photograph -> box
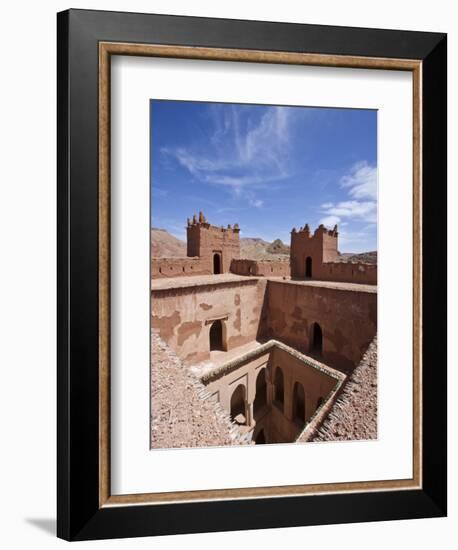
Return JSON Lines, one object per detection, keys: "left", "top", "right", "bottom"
{"left": 150, "top": 100, "right": 378, "bottom": 448}
{"left": 51, "top": 6, "right": 446, "bottom": 542}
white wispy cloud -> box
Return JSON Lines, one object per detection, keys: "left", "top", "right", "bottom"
{"left": 319, "top": 161, "right": 377, "bottom": 226}
{"left": 320, "top": 200, "right": 377, "bottom": 223}
{"left": 340, "top": 161, "right": 377, "bottom": 200}
{"left": 161, "top": 105, "right": 293, "bottom": 196}
{"left": 249, "top": 198, "right": 264, "bottom": 209}
{"left": 319, "top": 215, "right": 340, "bottom": 227}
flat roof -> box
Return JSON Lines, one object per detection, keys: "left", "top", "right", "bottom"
{"left": 270, "top": 278, "right": 377, "bottom": 294}
{"left": 151, "top": 273, "right": 259, "bottom": 291}
{"left": 151, "top": 274, "right": 377, "bottom": 293}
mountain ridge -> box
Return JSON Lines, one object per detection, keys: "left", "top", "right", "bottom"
{"left": 151, "top": 227, "right": 376, "bottom": 263}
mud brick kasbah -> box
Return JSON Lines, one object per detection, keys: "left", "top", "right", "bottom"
{"left": 150, "top": 212, "right": 377, "bottom": 448}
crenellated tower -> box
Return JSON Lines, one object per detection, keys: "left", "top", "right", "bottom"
{"left": 290, "top": 223, "right": 339, "bottom": 278}
{"left": 186, "top": 211, "right": 240, "bottom": 274}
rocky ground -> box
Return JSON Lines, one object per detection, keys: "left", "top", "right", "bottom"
{"left": 336, "top": 251, "right": 377, "bottom": 264}
{"left": 151, "top": 331, "right": 250, "bottom": 449}
{"left": 311, "top": 337, "right": 378, "bottom": 441}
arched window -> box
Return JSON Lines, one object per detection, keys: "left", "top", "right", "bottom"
{"left": 230, "top": 384, "right": 246, "bottom": 425}
{"left": 209, "top": 320, "right": 224, "bottom": 351}
{"left": 254, "top": 368, "right": 267, "bottom": 419}
{"left": 213, "top": 253, "right": 221, "bottom": 274}
{"left": 274, "top": 367, "right": 284, "bottom": 410}
{"left": 311, "top": 322, "right": 323, "bottom": 355}
{"left": 305, "top": 256, "right": 312, "bottom": 278}
{"left": 292, "top": 382, "right": 306, "bottom": 425}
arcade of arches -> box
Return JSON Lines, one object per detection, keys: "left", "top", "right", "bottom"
{"left": 202, "top": 341, "right": 342, "bottom": 444}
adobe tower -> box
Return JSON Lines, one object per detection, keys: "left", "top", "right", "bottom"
{"left": 290, "top": 224, "right": 339, "bottom": 278}
{"left": 186, "top": 211, "right": 241, "bottom": 274}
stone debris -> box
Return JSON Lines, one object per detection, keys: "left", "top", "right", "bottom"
{"left": 151, "top": 331, "right": 250, "bottom": 449}
{"left": 311, "top": 337, "right": 378, "bottom": 442}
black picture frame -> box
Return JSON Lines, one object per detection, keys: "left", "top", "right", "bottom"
{"left": 57, "top": 8, "right": 447, "bottom": 541}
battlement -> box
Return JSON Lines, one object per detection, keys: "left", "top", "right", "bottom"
{"left": 152, "top": 215, "right": 376, "bottom": 285}
{"left": 290, "top": 223, "right": 339, "bottom": 276}
{"left": 187, "top": 211, "right": 240, "bottom": 235}
{"left": 291, "top": 223, "right": 338, "bottom": 239}
{"left": 185, "top": 211, "right": 241, "bottom": 274}
{"left": 290, "top": 222, "right": 376, "bottom": 284}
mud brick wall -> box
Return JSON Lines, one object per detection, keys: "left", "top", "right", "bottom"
{"left": 151, "top": 278, "right": 268, "bottom": 364}
{"left": 264, "top": 280, "right": 377, "bottom": 373}
{"left": 230, "top": 259, "right": 290, "bottom": 277}
{"left": 151, "top": 257, "right": 210, "bottom": 278}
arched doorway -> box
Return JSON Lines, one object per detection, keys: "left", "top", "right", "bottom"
{"left": 230, "top": 384, "right": 247, "bottom": 425}
{"left": 274, "top": 367, "right": 284, "bottom": 411}
{"left": 305, "top": 256, "right": 312, "bottom": 278}
{"left": 255, "top": 429, "right": 266, "bottom": 444}
{"left": 209, "top": 320, "right": 224, "bottom": 351}
{"left": 213, "top": 253, "right": 221, "bottom": 274}
{"left": 311, "top": 322, "right": 323, "bottom": 355}
{"left": 292, "top": 382, "right": 306, "bottom": 425}
{"left": 254, "top": 368, "right": 267, "bottom": 419}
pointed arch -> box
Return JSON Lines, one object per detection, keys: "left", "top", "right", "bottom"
{"left": 292, "top": 382, "right": 306, "bottom": 425}
{"left": 274, "top": 367, "right": 284, "bottom": 410}
{"left": 311, "top": 322, "right": 323, "bottom": 355}
{"left": 230, "top": 384, "right": 247, "bottom": 425}
{"left": 305, "top": 256, "right": 312, "bottom": 278}
{"left": 254, "top": 368, "right": 267, "bottom": 419}
{"left": 213, "top": 253, "right": 221, "bottom": 274}
{"left": 209, "top": 320, "right": 224, "bottom": 351}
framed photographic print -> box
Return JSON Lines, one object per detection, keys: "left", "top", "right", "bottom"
{"left": 57, "top": 9, "right": 447, "bottom": 541}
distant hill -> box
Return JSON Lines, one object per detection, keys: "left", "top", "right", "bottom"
{"left": 337, "top": 251, "right": 377, "bottom": 265}
{"left": 151, "top": 228, "right": 289, "bottom": 260}
{"left": 151, "top": 228, "right": 186, "bottom": 257}
{"left": 151, "top": 227, "right": 376, "bottom": 264}
{"left": 266, "top": 239, "right": 290, "bottom": 255}
{"left": 238, "top": 237, "right": 290, "bottom": 260}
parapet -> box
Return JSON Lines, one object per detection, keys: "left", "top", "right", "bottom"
{"left": 151, "top": 256, "right": 210, "bottom": 278}
{"left": 231, "top": 258, "right": 290, "bottom": 277}
{"left": 292, "top": 223, "right": 338, "bottom": 238}
{"left": 187, "top": 211, "right": 240, "bottom": 234}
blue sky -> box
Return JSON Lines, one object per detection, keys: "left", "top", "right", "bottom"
{"left": 150, "top": 100, "right": 377, "bottom": 252}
